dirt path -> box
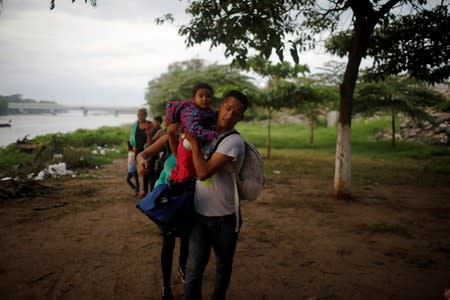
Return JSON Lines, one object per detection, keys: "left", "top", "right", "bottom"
{"left": 1, "top": 158, "right": 449, "bottom": 300}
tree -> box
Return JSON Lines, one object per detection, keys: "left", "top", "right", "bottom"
{"left": 258, "top": 80, "right": 298, "bottom": 159}
{"left": 311, "top": 60, "right": 346, "bottom": 87}
{"left": 327, "top": 5, "right": 450, "bottom": 84}
{"left": 294, "top": 78, "right": 339, "bottom": 144}
{"left": 245, "top": 56, "right": 308, "bottom": 158}
{"left": 353, "top": 76, "right": 447, "bottom": 148}
{"left": 44, "top": 0, "right": 449, "bottom": 196}
{"left": 174, "top": 0, "right": 449, "bottom": 198}
{"left": 145, "top": 59, "right": 257, "bottom": 116}
{"left": 49, "top": 0, "right": 96, "bottom": 10}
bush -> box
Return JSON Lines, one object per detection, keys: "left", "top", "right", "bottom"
{"left": 0, "top": 126, "right": 129, "bottom": 178}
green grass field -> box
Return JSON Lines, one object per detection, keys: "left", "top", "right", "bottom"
{"left": 236, "top": 118, "right": 450, "bottom": 186}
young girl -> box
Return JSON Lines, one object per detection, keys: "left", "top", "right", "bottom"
{"left": 165, "top": 82, "right": 217, "bottom": 183}
{"left": 126, "top": 141, "right": 139, "bottom": 196}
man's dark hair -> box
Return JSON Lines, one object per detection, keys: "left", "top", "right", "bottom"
{"left": 153, "top": 115, "right": 162, "bottom": 123}
{"left": 224, "top": 90, "right": 249, "bottom": 112}
{"left": 192, "top": 82, "right": 214, "bottom": 98}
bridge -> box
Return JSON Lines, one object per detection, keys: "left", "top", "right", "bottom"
{"left": 7, "top": 102, "right": 142, "bottom": 116}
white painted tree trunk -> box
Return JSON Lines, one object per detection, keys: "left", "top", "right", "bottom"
{"left": 334, "top": 122, "right": 351, "bottom": 197}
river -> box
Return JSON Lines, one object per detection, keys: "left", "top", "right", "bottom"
{"left": 0, "top": 111, "right": 137, "bottom": 147}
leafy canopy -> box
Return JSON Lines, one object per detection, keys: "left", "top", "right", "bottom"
{"left": 326, "top": 5, "right": 450, "bottom": 84}
{"left": 145, "top": 59, "right": 257, "bottom": 116}
{"left": 353, "top": 75, "right": 447, "bottom": 120}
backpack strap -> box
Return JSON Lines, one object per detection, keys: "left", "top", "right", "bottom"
{"left": 231, "top": 169, "right": 241, "bottom": 233}
{"left": 205, "top": 129, "right": 239, "bottom": 161}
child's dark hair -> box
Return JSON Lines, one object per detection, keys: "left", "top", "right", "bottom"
{"left": 224, "top": 90, "right": 249, "bottom": 112}
{"left": 127, "top": 140, "right": 132, "bottom": 150}
{"left": 153, "top": 115, "right": 162, "bottom": 123}
{"left": 192, "top": 82, "right": 214, "bottom": 98}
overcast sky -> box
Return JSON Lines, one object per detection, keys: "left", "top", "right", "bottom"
{"left": 0, "top": 0, "right": 342, "bottom": 107}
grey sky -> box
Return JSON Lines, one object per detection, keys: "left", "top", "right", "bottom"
{"left": 0, "top": 0, "right": 340, "bottom": 106}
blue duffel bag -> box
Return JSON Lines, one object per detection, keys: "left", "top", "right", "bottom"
{"left": 136, "top": 179, "right": 195, "bottom": 235}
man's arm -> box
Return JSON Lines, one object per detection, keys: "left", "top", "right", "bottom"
{"left": 185, "top": 131, "right": 232, "bottom": 180}
{"left": 166, "top": 123, "right": 179, "bottom": 156}
{"left": 145, "top": 124, "right": 154, "bottom": 146}
{"left": 136, "top": 134, "right": 168, "bottom": 176}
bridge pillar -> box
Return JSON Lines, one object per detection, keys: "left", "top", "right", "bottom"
{"left": 83, "top": 108, "right": 88, "bottom": 116}
{"left": 114, "top": 110, "right": 119, "bottom": 117}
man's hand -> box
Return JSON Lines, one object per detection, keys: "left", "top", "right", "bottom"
{"left": 136, "top": 153, "right": 150, "bottom": 176}
{"left": 166, "top": 123, "right": 179, "bottom": 135}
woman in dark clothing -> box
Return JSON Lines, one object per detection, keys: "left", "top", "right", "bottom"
{"left": 129, "top": 108, "right": 152, "bottom": 196}
{"left": 137, "top": 130, "right": 189, "bottom": 300}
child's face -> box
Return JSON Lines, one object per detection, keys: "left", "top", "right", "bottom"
{"left": 193, "top": 88, "right": 212, "bottom": 109}
{"left": 152, "top": 119, "right": 161, "bottom": 128}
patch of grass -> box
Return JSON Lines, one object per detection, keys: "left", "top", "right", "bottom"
{"left": 263, "top": 149, "right": 335, "bottom": 185}
{"left": 235, "top": 118, "right": 450, "bottom": 187}
{"left": 0, "top": 126, "right": 128, "bottom": 178}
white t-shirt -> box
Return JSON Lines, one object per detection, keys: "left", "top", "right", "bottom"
{"left": 194, "top": 132, "right": 245, "bottom": 216}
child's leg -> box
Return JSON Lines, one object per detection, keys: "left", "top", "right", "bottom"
{"left": 126, "top": 172, "right": 136, "bottom": 190}
{"left": 169, "top": 138, "right": 195, "bottom": 183}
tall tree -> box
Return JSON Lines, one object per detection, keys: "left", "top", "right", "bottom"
{"left": 258, "top": 79, "right": 299, "bottom": 158}
{"left": 294, "top": 78, "right": 339, "bottom": 144}
{"left": 353, "top": 76, "right": 447, "bottom": 148}
{"left": 173, "top": 0, "right": 449, "bottom": 198}
{"left": 145, "top": 59, "right": 256, "bottom": 116}
{"left": 245, "top": 56, "right": 308, "bottom": 158}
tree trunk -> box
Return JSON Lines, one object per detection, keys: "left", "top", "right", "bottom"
{"left": 391, "top": 112, "right": 396, "bottom": 148}
{"left": 334, "top": 122, "right": 352, "bottom": 197}
{"left": 309, "top": 118, "right": 314, "bottom": 144}
{"left": 334, "top": 3, "right": 376, "bottom": 198}
{"left": 266, "top": 108, "right": 272, "bottom": 159}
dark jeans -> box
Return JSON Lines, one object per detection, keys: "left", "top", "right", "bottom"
{"left": 161, "top": 232, "right": 189, "bottom": 288}
{"left": 126, "top": 171, "right": 139, "bottom": 192}
{"left": 184, "top": 213, "right": 239, "bottom": 300}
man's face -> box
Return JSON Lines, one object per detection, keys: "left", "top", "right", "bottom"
{"left": 217, "top": 96, "right": 244, "bottom": 130}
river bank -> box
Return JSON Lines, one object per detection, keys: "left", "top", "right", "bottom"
{"left": 0, "top": 111, "right": 136, "bottom": 147}
{"left": 0, "top": 156, "right": 449, "bottom": 300}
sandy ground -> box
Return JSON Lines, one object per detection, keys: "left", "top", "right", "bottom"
{"left": 0, "top": 158, "right": 449, "bottom": 300}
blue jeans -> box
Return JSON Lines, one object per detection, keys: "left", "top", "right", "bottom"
{"left": 184, "top": 213, "right": 239, "bottom": 300}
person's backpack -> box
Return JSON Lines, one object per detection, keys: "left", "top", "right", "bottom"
{"left": 210, "top": 130, "right": 264, "bottom": 201}
{"left": 236, "top": 140, "right": 264, "bottom": 200}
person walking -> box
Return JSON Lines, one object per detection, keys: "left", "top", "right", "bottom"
{"left": 126, "top": 141, "right": 139, "bottom": 196}
{"left": 129, "top": 108, "right": 152, "bottom": 197}
{"left": 182, "top": 90, "right": 249, "bottom": 300}
{"left": 137, "top": 120, "right": 189, "bottom": 300}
